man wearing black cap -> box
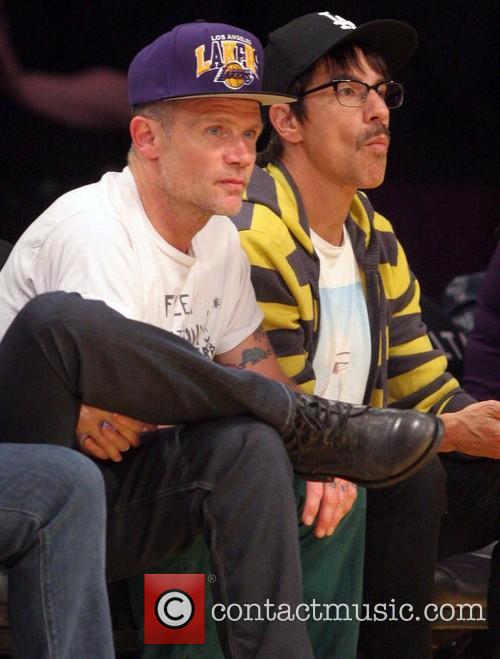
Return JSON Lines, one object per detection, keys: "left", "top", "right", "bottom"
{"left": 234, "top": 10, "right": 500, "bottom": 658}
{"left": 0, "top": 19, "right": 445, "bottom": 658}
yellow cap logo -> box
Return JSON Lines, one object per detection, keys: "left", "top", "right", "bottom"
{"left": 195, "top": 34, "right": 258, "bottom": 90}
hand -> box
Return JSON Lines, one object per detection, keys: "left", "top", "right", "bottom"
{"left": 302, "top": 479, "right": 357, "bottom": 538}
{"left": 441, "top": 400, "right": 500, "bottom": 458}
{"left": 76, "top": 405, "right": 156, "bottom": 462}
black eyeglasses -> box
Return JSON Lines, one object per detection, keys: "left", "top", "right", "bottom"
{"left": 299, "top": 79, "right": 404, "bottom": 109}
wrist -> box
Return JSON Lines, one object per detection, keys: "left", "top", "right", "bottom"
{"left": 439, "top": 413, "right": 461, "bottom": 452}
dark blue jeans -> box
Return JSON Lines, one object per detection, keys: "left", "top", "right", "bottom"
{"left": 0, "top": 292, "right": 313, "bottom": 659}
{"left": 0, "top": 444, "right": 114, "bottom": 659}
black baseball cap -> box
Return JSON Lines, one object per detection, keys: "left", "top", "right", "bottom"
{"left": 264, "top": 11, "right": 418, "bottom": 94}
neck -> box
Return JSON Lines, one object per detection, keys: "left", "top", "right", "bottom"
{"left": 129, "top": 158, "right": 209, "bottom": 254}
{"left": 280, "top": 151, "right": 355, "bottom": 246}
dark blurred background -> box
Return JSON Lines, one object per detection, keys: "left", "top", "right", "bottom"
{"left": 1, "top": 0, "right": 498, "bottom": 303}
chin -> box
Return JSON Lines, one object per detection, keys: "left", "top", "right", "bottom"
{"left": 215, "top": 199, "right": 244, "bottom": 218}
{"left": 362, "top": 178, "right": 385, "bottom": 190}
{"left": 362, "top": 168, "right": 387, "bottom": 190}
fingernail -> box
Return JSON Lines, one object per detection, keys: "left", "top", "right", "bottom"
{"left": 327, "top": 528, "right": 335, "bottom": 537}
{"left": 304, "top": 516, "right": 314, "bottom": 526}
{"left": 316, "top": 529, "right": 325, "bottom": 538}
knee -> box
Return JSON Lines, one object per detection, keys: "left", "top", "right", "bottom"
{"left": 56, "top": 448, "right": 104, "bottom": 491}
{"left": 7, "top": 293, "right": 115, "bottom": 358}
{"left": 57, "top": 449, "right": 105, "bottom": 496}
{"left": 0, "top": 447, "right": 107, "bottom": 536}
{"left": 47, "top": 447, "right": 106, "bottom": 522}
{"left": 9, "top": 292, "right": 84, "bottom": 338}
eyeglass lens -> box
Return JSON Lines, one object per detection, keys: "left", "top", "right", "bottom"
{"left": 335, "top": 81, "right": 403, "bottom": 108}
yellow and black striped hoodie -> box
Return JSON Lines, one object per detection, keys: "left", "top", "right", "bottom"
{"left": 233, "top": 162, "right": 474, "bottom": 413}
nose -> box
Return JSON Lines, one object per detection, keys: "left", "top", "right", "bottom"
{"left": 363, "top": 89, "right": 390, "bottom": 126}
{"left": 224, "top": 137, "right": 255, "bottom": 168}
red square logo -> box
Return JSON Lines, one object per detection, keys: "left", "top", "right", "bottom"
{"left": 144, "top": 574, "right": 205, "bottom": 645}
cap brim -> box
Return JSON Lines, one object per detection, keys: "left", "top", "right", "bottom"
{"left": 160, "top": 92, "right": 297, "bottom": 106}
{"left": 334, "top": 20, "right": 418, "bottom": 74}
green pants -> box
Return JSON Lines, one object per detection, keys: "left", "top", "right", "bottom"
{"left": 128, "top": 478, "right": 366, "bottom": 659}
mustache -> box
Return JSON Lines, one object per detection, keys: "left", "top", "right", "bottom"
{"left": 355, "top": 125, "right": 391, "bottom": 150}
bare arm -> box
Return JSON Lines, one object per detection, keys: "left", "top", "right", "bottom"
{"left": 215, "top": 324, "right": 293, "bottom": 385}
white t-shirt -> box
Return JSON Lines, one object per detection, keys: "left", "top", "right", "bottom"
{"left": 311, "top": 226, "right": 371, "bottom": 403}
{"left": 0, "top": 167, "right": 262, "bottom": 358}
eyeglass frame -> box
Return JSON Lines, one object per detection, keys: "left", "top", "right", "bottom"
{"left": 298, "top": 78, "right": 405, "bottom": 109}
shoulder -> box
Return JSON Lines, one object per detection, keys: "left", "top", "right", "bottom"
{"left": 9, "top": 180, "right": 104, "bottom": 251}
{"left": 234, "top": 167, "right": 301, "bottom": 255}
{"left": 13, "top": 175, "right": 141, "bottom": 270}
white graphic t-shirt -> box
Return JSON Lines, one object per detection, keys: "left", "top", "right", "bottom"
{"left": 311, "top": 226, "right": 371, "bottom": 403}
{"left": 0, "top": 167, "right": 262, "bottom": 356}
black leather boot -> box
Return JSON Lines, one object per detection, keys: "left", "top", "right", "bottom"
{"left": 283, "top": 395, "right": 443, "bottom": 488}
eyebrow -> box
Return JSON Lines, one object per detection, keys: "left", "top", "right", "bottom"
{"left": 331, "top": 69, "right": 387, "bottom": 84}
{"left": 199, "top": 114, "right": 263, "bottom": 131}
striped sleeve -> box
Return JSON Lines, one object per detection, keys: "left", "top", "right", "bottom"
{"left": 237, "top": 213, "right": 315, "bottom": 392}
{"left": 380, "top": 227, "right": 473, "bottom": 413}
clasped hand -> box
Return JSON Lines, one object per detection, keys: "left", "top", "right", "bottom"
{"left": 76, "top": 404, "right": 157, "bottom": 461}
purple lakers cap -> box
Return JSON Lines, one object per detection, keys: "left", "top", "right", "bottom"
{"left": 128, "top": 21, "right": 296, "bottom": 106}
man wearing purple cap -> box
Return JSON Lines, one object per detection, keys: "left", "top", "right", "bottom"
{"left": 233, "top": 10, "right": 500, "bottom": 659}
{"left": 0, "top": 20, "right": 445, "bottom": 658}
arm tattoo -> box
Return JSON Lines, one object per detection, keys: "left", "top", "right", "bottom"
{"left": 224, "top": 326, "right": 272, "bottom": 369}
{"left": 225, "top": 347, "right": 271, "bottom": 370}
{"left": 239, "top": 347, "right": 271, "bottom": 368}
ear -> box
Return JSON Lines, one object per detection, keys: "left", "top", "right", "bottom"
{"left": 268, "top": 103, "right": 303, "bottom": 146}
{"left": 129, "top": 116, "right": 161, "bottom": 161}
